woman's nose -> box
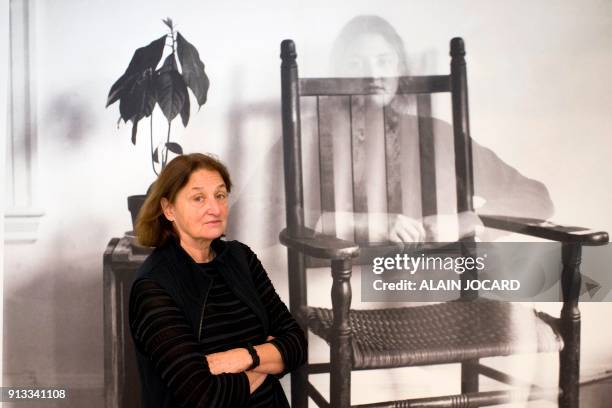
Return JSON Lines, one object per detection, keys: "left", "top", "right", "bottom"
{"left": 206, "top": 198, "right": 221, "bottom": 215}
{"left": 361, "top": 60, "right": 374, "bottom": 77}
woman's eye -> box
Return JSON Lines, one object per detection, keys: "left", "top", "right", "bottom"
{"left": 216, "top": 193, "right": 227, "bottom": 200}
{"left": 194, "top": 196, "right": 204, "bottom": 203}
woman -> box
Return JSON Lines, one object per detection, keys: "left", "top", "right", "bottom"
{"left": 326, "top": 16, "right": 548, "bottom": 405}
{"left": 128, "top": 153, "right": 307, "bottom": 408}
{"left": 321, "top": 15, "right": 554, "bottom": 244}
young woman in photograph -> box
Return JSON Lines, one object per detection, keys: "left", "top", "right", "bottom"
{"left": 322, "top": 15, "right": 554, "bottom": 244}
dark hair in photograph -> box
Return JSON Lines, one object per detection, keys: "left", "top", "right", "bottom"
{"left": 331, "top": 15, "right": 409, "bottom": 76}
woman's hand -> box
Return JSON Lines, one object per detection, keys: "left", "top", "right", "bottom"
{"left": 245, "top": 370, "right": 268, "bottom": 394}
{"left": 422, "top": 211, "right": 484, "bottom": 242}
{"left": 388, "top": 214, "right": 426, "bottom": 247}
{"left": 206, "top": 348, "right": 252, "bottom": 375}
{"left": 205, "top": 336, "right": 277, "bottom": 375}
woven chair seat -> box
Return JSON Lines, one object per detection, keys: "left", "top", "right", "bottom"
{"left": 306, "top": 299, "right": 563, "bottom": 369}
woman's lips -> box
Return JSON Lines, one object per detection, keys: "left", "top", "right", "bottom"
{"left": 205, "top": 220, "right": 222, "bottom": 225}
{"left": 366, "top": 84, "right": 387, "bottom": 94}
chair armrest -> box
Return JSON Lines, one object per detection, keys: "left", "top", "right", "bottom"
{"left": 279, "top": 227, "right": 360, "bottom": 259}
{"left": 479, "top": 214, "right": 609, "bottom": 245}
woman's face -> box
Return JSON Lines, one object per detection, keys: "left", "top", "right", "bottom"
{"left": 342, "top": 33, "right": 401, "bottom": 105}
{"left": 161, "top": 168, "right": 229, "bottom": 246}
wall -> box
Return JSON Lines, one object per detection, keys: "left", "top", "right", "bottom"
{"left": 3, "top": 0, "right": 612, "bottom": 404}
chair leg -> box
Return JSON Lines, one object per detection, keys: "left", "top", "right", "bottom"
{"left": 330, "top": 337, "right": 351, "bottom": 408}
{"left": 330, "top": 259, "right": 352, "bottom": 408}
{"left": 291, "top": 365, "right": 309, "bottom": 408}
{"left": 559, "top": 315, "right": 580, "bottom": 408}
{"left": 461, "top": 359, "right": 479, "bottom": 394}
{"left": 559, "top": 243, "right": 582, "bottom": 408}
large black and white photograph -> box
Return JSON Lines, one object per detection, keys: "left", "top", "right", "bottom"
{"left": 2, "top": 0, "right": 612, "bottom": 407}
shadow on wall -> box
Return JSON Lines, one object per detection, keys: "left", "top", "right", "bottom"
{"left": 46, "top": 91, "right": 96, "bottom": 145}
{"left": 225, "top": 99, "right": 284, "bottom": 248}
{"left": 4, "top": 90, "right": 109, "bottom": 405}
{"left": 4, "top": 226, "right": 109, "bottom": 405}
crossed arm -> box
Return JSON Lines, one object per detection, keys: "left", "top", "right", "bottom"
{"left": 206, "top": 335, "right": 282, "bottom": 392}
{"left": 206, "top": 245, "right": 307, "bottom": 386}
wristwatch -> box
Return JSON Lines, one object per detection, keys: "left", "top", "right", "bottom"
{"left": 246, "top": 343, "right": 260, "bottom": 370}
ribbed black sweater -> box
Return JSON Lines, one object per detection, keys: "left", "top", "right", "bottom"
{"left": 129, "top": 241, "right": 307, "bottom": 407}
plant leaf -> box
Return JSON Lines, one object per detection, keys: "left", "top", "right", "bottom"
{"left": 176, "top": 32, "right": 209, "bottom": 107}
{"left": 119, "top": 79, "right": 140, "bottom": 122}
{"left": 144, "top": 89, "right": 156, "bottom": 117}
{"left": 165, "top": 142, "right": 183, "bottom": 155}
{"left": 180, "top": 85, "right": 190, "bottom": 126}
{"left": 142, "top": 71, "right": 157, "bottom": 117}
{"left": 106, "top": 72, "right": 137, "bottom": 107}
{"left": 118, "top": 70, "right": 156, "bottom": 144}
{"left": 154, "top": 54, "right": 188, "bottom": 122}
{"left": 130, "top": 119, "right": 138, "bottom": 145}
{"left": 153, "top": 147, "right": 159, "bottom": 163}
{"left": 158, "top": 52, "right": 178, "bottom": 73}
{"left": 118, "top": 70, "right": 154, "bottom": 123}
{"left": 162, "top": 17, "right": 173, "bottom": 30}
{"left": 124, "top": 35, "right": 166, "bottom": 77}
{"left": 106, "top": 35, "right": 166, "bottom": 107}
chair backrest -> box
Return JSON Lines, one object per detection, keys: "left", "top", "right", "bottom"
{"left": 280, "top": 38, "right": 475, "bottom": 245}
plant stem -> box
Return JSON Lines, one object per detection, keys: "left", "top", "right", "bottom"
{"left": 150, "top": 113, "right": 158, "bottom": 176}
{"left": 163, "top": 120, "right": 171, "bottom": 169}
{"left": 170, "top": 27, "right": 176, "bottom": 54}
{"left": 161, "top": 24, "right": 175, "bottom": 171}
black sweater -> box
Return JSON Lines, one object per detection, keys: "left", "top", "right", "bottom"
{"left": 128, "top": 238, "right": 307, "bottom": 408}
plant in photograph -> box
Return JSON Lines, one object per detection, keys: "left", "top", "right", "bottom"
{"left": 106, "top": 18, "right": 209, "bottom": 175}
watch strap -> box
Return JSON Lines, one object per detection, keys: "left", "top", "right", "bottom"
{"left": 246, "top": 343, "right": 260, "bottom": 370}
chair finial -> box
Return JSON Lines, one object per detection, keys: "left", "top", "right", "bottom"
{"left": 450, "top": 37, "right": 465, "bottom": 57}
{"left": 281, "top": 39, "right": 297, "bottom": 61}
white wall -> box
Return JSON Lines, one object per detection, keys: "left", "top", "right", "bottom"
{"left": 1, "top": 0, "right": 10, "bottom": 395}
{"left": 3, "top": 0, "right": 612, "bottom": 403}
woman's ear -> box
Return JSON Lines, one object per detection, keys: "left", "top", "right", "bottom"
{"left": 160, "top": 198, "right": 175, "bottom": 222}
